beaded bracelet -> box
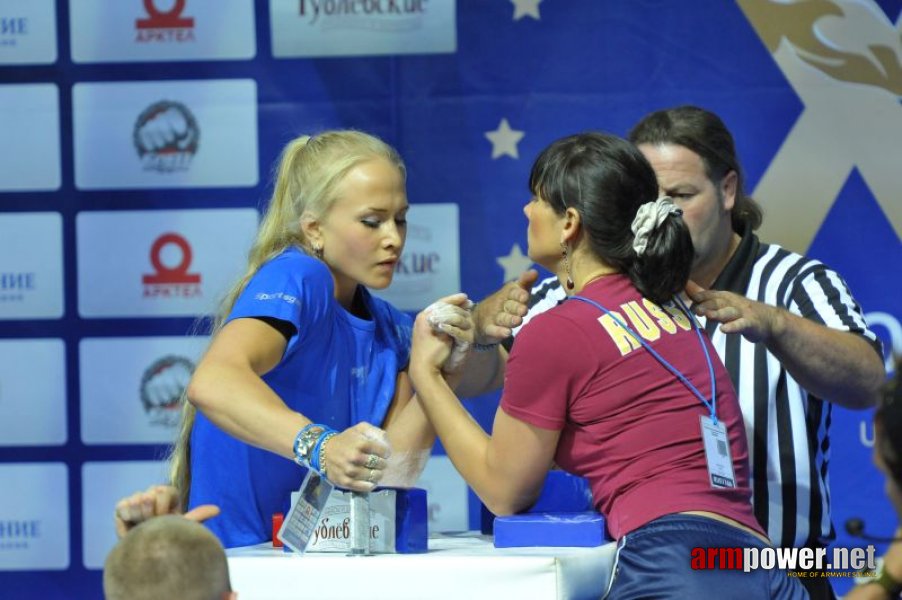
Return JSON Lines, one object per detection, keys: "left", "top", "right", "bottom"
{"left": 310, "top": 428, "right": 338, "bottom": 473}
{"left": 316, "top": 432, "right": 338, "bottom": 477}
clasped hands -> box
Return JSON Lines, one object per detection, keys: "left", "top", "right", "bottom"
{"left": 412, "top": 270, "right": 536, "bottom": 375}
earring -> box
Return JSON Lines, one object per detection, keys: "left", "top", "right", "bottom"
{"left": 561, "top": 243, "right": 574, "bottom": 290}
{"left": 312, "top": 243, "right": 323, "bottom": 260}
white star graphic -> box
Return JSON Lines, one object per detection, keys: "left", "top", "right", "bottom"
{"left": 496, "top": 243, "right": 534, "bottom": 282}
{"left": 510, "top": 0, "right": 542, "bottom": 21}
{"left": 485, "top": 118, "right": 525, "bottom": 160}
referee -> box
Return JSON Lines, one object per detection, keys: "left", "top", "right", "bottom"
{"left": 467, "top": 106, "right": 885, "bottom": 600}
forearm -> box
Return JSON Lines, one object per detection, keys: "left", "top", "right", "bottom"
{"left": 382, "top": 394, "right": 436, "bottom": 487}
{"left": 765, "top": 310, "right": 884, "bottom": 409}
{"left": 385, "top": 393, "right": 435, "bottom": 455}
{"left": 412, "top": 367, "right": 512, "bottom": 509}
{"left": 453, "top": 345, "right": 508, "bottom": 398}
{"left": 187, "top": 361, "right": 307, "bottom": 459}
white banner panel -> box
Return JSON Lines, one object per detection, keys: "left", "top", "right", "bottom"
{"left": 372, "top": 203, "right": 460, "bottom": 311}
{"left": 80, "top": 336, "right": 209, "bottom": 444}
{"left": 70, "top": 0, "right": 255, "bottom": 63}
{"left": 416, "top": 455, "right": 468, "bottom": 533}
{"left": 0, "top": 463, "right": 69, "bottom": 570}
{"left": 82, "top": 461, "right": 169, "bottom": 570}
{"left": 77, "top": 209, "right": 258, "bottom": 318}
{"left": 0, "top": 339, "right": 65, "bottom": 446}
{"left": 0, "top": 85, "right": 60, "bottom": 191}
{"left": 73, "top": 79, "right": 258, "bottom": 190}
{"left": 0, "top": 0, "right": 57, "bottom": 65}
{"left": 0, "top": 212, "right": 63, "bottom": 319}
{"left": 270, "top": 0, "right": 456, "bottom": 58}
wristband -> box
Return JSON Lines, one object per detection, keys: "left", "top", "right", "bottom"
{"left": 473, "top": 342, "right": 500, "bottom": 352}
{"left": 293, "top": 423, "right": 328, "bottom": 469}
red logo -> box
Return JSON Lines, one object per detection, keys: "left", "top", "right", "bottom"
{"left": 142, "top": 233, "right": 202, "bottom": 298}
{"left": 136, "top": 0, "right": 194, "bottom": 28}
{"left": 135, "top": 0, "right": 195, "bottom": 43}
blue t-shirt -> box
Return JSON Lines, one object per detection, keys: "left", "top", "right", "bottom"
{"left": 188, "top": 248, "right": 412, "bottom": 548}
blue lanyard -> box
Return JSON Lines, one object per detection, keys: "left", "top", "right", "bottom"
{"left": 569, "top": 294, "right": 719, "bottom": 424}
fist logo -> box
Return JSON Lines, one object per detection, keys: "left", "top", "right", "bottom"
{"left": 133, "top": 100, "right": 200, "bottom": 173}
{"left": 140, "top": 355, "right": 194, "bottom": 427}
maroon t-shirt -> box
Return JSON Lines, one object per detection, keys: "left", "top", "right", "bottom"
{"left": 500, "top": 275, "right": 763, "bottom": 539}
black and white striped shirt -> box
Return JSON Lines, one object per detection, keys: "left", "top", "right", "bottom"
{"left": 508, "top": 230, "right": 882, "bottom": 549}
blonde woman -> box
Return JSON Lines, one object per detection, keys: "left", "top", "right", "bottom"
{"left": 168, "top": 131, "right": 452, "bottom": 548}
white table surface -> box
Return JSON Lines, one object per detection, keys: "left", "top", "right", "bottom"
{"left": 227, "top": 532, "right": 618, "bottom": 600}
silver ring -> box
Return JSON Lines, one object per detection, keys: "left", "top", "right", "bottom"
{"left": 365, "top": 454, "right": 379, "bottom": 469}
{"left": 366, "top": 468, "right": 376, "bottom": 483}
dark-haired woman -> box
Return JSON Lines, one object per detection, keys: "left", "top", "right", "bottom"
{"left": 409, "top": 132, "right": 805, "bottom": 598}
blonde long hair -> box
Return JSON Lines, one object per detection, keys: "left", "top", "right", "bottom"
{"left": 168, "top": 130, "right": 406, "bottom": 509}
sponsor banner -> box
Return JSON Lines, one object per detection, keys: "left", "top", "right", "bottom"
{"left": 416, "top": 455, "right": 468, "bottom": 533}
{"left": 82, "top": 461, "right": 168, "bottom": 569}
{"left": 76, "top": 208, "right": 258, "bottom": 318}
{"left": 0, "top": 85, "right": 60, "bottom": 191}
{"left": 270, "top": 0, "right": 456, "bottom": 58}
{"left": 0, "top": 212, "right": 63, "bottom": 319}
{"left": 0, "top": 0, "right": 57, "bottom": 64}
{"left": 80, "top": 336, "right": 209, "bottom": 444}
{"left": 0, "top": 339, "right": 65, "bottom": 446}
{"left": 0, "top": 463, "right": 69, "bottom": 570}
{"left": 372, "top": 203, "right": 460, "bottom": 312}
{"left": 73, "top": 79, "right": 258, "bottom": 190}
{"left": 70, "top": 0, "right": 255, "bottom": 63}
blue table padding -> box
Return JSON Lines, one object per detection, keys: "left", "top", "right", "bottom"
{"left": 493, "top": 511, "right": 608, "bottom": 548}
{"left": 393, "top": 487, "right": 427, "bottom": 553}
{"left": 481, "top": 470, "right": 594, "bottom": 534}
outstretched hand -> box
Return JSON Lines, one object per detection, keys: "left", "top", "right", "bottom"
{"left": 685, "top": 280, "right": 782, "bottom": 343}
{"left": 472, "top": 269, "right": 537, "bottom": 344}
{"left": 115, "top": 484, "right": 220, "bottom": 538}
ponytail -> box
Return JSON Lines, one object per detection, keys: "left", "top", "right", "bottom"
{"left": 166, "top": 130, "right": 405, "bottom": 507}
{"left": 627, "top": 212, "right": 694, "bottom": 305}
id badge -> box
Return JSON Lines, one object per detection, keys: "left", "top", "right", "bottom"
{"left": 278, "top": 470, "right": 335, "bottom": 553}
{"left": 700, "top": 415, "right": 736, "bottom": 489}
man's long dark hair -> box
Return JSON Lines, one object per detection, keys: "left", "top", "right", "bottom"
{"left": 629, "top": 105, "right": 763, "bottom": 234}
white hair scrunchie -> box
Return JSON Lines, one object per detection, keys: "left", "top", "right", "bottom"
{"left": 630, "top": 196, "right": 682, "bottom": 255}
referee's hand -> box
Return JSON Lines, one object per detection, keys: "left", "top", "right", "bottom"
{"left": 685, "top": 280, "right": 780, "bottom": 343}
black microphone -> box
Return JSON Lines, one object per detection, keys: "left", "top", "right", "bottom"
{"left": 845, "top": 518, "right": 902, "bottom": 542}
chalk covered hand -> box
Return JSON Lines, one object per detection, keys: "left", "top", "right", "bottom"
{"left": 422, "top": 292, "right": 474, "bottom": 373}
{"left": 320, "top": 422, "right": 393, "bottom": 492}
